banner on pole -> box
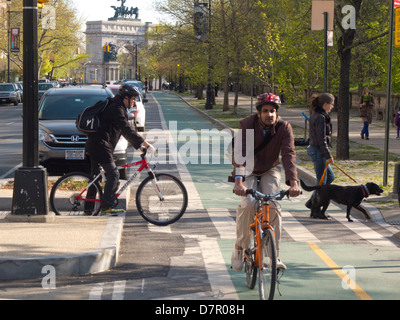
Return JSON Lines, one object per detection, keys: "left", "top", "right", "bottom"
{"left": 395, "top": 7, "right": 400, "bottom": 46}
{"left": 10, "top": 28, "right": 20, "bottom": 52}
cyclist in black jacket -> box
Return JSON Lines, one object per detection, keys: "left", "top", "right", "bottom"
{"left": 85, "top": 84, "right": 152, "bottom": 215}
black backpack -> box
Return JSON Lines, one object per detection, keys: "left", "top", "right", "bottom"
{"left": 75, "top": 98, "right": 109, "bottom": 135}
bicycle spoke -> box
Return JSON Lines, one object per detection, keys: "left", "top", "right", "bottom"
{"left": 259, "top": 229, "right": 277, "bottom": 300}
{"left": 50, "top": 173, "right": 102, "bottom": 216}
{"left": 136, "top": 173, "right": 188, "bottom": 226}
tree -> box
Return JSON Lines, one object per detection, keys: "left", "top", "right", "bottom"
{"left": 0, "top": 0, "right": 88, "bottom": 81}
{"left": 335, "top": 0, "right": 389, "bottom": 159}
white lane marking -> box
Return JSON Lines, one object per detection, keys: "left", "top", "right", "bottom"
{"left": 282, "top": 210, "right": 321, "bottom": 243}
{"left": 207, "top": 208, "right": 236, "bottom": 239}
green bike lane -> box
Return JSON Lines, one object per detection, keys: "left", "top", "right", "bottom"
{"left": 152, "top": 91, "right": 400, "bottom": 300}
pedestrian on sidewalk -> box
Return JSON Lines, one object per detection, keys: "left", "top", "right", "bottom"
{"left": 395, "top": 110, "right": 400, "bottom": 139}
{"left": 359, "top": 87, "right": 375, "bottom": 140}
{"left": 230, "top": 93, "right": 301, "bottom": 272}
{"left": 306, "top": 93, "right": 335, "bottom": 219}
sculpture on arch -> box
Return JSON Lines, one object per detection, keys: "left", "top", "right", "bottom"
{"left": 111, "top": 0, "right": 139, "bottom": 20}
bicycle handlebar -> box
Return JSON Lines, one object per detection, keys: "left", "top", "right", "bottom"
{"left": 140, "top": 147, "right": 148, "bottom": 159}
{"left": 246, "top": 189, "right": 290, "bottom": 201}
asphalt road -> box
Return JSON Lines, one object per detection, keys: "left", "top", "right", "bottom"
{"left": 0, "top": 103, "right": 23, "bottom": 179}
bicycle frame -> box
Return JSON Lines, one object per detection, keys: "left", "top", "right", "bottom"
{"left": 75, "top": 153, "right": 158, "bottom": 205}
{"left": 249, "top": 197, "right": 275, "bottom": 269}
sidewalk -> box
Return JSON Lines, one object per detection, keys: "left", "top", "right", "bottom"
{"left": 0, "top": 179, "right": 127, "bottom": 281}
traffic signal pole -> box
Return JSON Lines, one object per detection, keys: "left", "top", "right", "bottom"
{"left": 9, "top": 0, "right": 50, "bottom": 221}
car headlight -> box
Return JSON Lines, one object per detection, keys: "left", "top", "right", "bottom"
{"left": 39, "top": 128, "right": 55, "bottom": 142}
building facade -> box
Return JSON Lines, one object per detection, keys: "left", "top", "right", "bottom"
{"left": 84, "top": 17, "right": 153, "bottom": 84}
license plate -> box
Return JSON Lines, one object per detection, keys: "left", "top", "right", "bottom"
{"left": 65, "top": 150, "right": 85, "bottom": 160}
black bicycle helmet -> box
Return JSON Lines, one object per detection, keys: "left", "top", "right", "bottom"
{"left": 118, "top": 84, "right": 140, "bottom": 98}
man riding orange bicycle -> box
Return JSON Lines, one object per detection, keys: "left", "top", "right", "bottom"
{"left": 231, "top": 93, "right": 301, "bottom": 272}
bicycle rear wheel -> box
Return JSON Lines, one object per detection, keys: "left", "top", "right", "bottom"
{"left": 259, "top": 228, "right": 277, "bottom": 300}
{"left": 136, "top": 173, "right": 188, "bottom": 226}
{"left": 50, "top": 172, "right": 102, "bottom": 216}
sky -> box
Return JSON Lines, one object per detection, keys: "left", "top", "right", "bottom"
{"left": 70, "top": 0, "right": 162, "bottom": 24}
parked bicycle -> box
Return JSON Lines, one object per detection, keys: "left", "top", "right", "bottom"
{"left": 243, "top": 188, "right": 289, "bottom": 300}
{"left": 49, "top": 149, "right": 188, "bottom": 226}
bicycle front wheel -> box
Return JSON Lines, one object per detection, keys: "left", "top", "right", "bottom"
{"left": 50, "top": 172, "right": 102, "bottom": 216}
{"left": 136, "top": 173, "right": 188, "bottom": 226}
{"left": 245, "top": 230, "right": 257, "bottom": 289}
{"left": 259, "top": 228, "right": 277, "bottom": 300}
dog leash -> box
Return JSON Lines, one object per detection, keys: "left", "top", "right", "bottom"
{"left": 318, "top": 158, "right": 358, "bottom": 186}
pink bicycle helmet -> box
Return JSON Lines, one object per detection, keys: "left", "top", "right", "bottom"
{"left": 256, "top": 93, "right": 281, "bottom": 110}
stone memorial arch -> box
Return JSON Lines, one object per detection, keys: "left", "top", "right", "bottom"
{"left": 84, "top": 1, "right": 153, "bottom": 84}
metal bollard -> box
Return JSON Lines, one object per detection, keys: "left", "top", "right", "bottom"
{"left": 393, "top": 163, "right": 400, "bottom": 206}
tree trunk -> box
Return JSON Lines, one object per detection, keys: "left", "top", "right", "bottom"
{"left": 335, "top": 0, "right": 361, "bottom": 160}
{"left": 336, "top": 46, "right": 352, "bottom": 159}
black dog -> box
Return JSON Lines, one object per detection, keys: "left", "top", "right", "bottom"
{"left": 300, "top": 180, "right": 383, "bottom": 222}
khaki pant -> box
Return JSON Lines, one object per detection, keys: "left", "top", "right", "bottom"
{"left": 235, "top": 166, "right": 282, "bottom": 256}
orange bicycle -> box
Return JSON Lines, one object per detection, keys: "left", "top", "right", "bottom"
{"left": 243, "top": 189, "right": 289, "bottom": 300}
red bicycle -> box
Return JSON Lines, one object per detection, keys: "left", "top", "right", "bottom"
{"left": 49, "top": 150, "right": 188, "bottom": 226}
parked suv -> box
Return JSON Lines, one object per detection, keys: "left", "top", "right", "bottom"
{"left": 0, "top": 83, "right": 21, "bottom": 105}
{"left": 38, "top": 86, "right": 132, "bottom": 178}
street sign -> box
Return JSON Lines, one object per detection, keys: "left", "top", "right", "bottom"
{"left": 311, "top": 1, "right": 334, "bottom": 30}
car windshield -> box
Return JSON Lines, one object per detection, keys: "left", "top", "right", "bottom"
{"left": 39, "top": 83, "right": 54, "bottom": 90}
{"left": 39, "top": 94, "right": 108, "bottom": 120}
{"left": 125, "top": 81, "right": 142, "bottom": 90}
{"left": 0, "top": 84, "right": 14, "bottom": 91}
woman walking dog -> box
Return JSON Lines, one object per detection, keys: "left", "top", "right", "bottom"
{"left": 305, "top": 93, "right": 335, "bottom": 219}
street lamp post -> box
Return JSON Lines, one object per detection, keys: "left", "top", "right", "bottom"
{"left": 7, "top": 0, "right": 11, "bottom": 82}
{"left": 10, "top": 0, "right": 50, "bottom": 221}
{"left": 204, "top": 0, "right": 213, "bottom": 110}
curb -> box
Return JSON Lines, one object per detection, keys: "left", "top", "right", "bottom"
{"left": 0, "top": 178, "right": 130, "bottom": 280}
{"left": 0, "top": 215, "right": 125, "bottom": 280}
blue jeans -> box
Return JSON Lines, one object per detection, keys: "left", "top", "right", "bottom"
{"left": 307, "top": 145, "right": 334, "bottom": 185}
{"left": 361, "top": 121, "right": 369, "bottom": 138}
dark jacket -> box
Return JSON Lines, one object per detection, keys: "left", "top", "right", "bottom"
{"left": 309, "top": 107, "right": 332, "bottom": 160}
{"left": 85, "top": 95, "right": 144, "bottom": 164}
{"left": 234, "top": 113, "right": 298, "bottom": 185}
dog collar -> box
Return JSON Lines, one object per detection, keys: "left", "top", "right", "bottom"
{"left": 361, "top": 185, "right": 370, "bottom": 198}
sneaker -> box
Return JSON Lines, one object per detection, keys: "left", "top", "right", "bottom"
{"left": 231, "top": 248, "right": 244, "bottom": 272}
{"left": 100, "top": 208, "right": 125, "bottom": 216}
{"left": 277, "top": 258, "right": 287, "bottom": 270}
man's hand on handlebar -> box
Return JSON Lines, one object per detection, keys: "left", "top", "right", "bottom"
{"left": 233, "top": 179, "right": 247, "bottom": 197}
{"left": 288, "top": 180, "right": 302, "bottom": 198}
{"left": 140, "top": 140, "right": 156, "bottom": 154}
